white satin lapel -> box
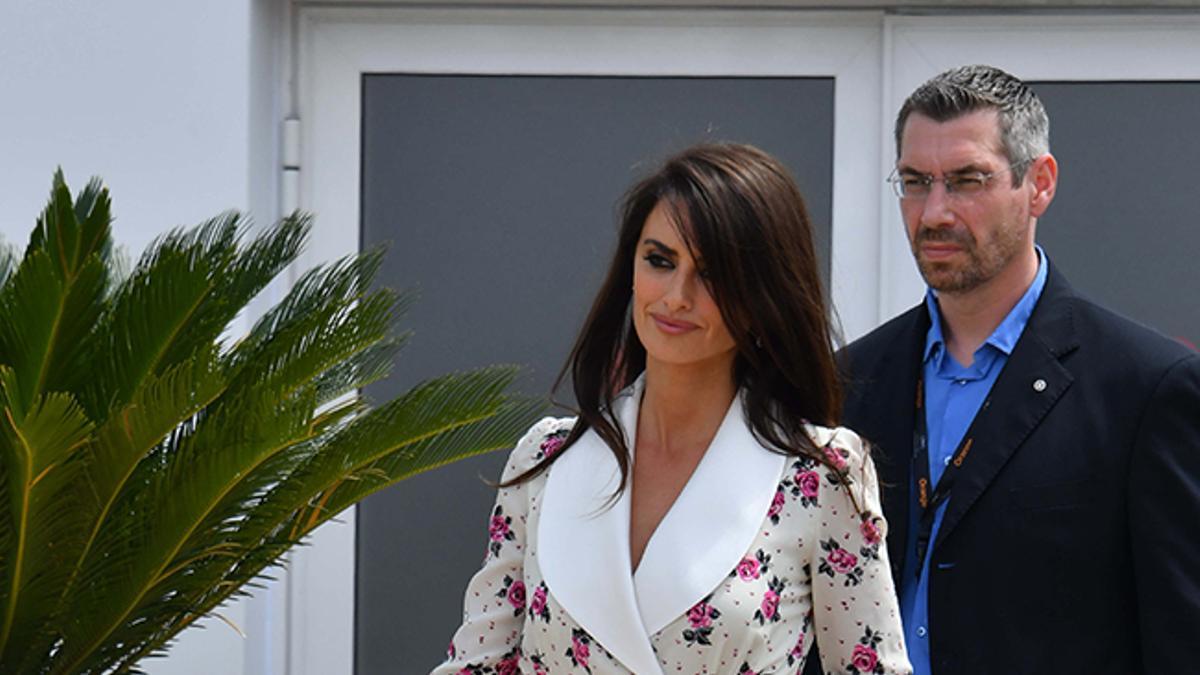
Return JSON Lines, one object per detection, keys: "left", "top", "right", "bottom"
{"left": 633, "top": 392, "right": 787, "bottom": 636}
{"left": 538, "top": 381, "right": 665, "bottom": 675}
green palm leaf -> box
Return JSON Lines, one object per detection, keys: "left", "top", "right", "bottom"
{"left": 0, "top": 368, "right": 95, "bottom": 671}
{"left": 0, "top": 173, "right": 546, "bottom": 674}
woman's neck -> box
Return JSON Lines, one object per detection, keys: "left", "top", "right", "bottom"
{"left": 638, "top": 358, "right": 736, "bottom": 456}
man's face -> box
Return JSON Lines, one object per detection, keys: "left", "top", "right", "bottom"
{"left": 896, "top": 109, "right": 1036, "bottom": 294}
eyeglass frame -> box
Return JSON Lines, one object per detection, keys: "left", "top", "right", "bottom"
{"left": 886, "top": 158, "right": 1034, "bottom": 200}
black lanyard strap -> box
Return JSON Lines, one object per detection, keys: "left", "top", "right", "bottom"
{"left": 911, "top": 373, "right": 987, "bottom": 576}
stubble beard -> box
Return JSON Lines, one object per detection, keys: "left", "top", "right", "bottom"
{"left": 913, "top": 221, "right": 1026, "bottom": 294}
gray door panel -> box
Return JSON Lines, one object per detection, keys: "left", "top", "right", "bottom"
{"left": 1032, "top": 81, "right": 1200, "bottom": 350}
{"left": 357, "top": 74, "right": 835, "bottom": 673}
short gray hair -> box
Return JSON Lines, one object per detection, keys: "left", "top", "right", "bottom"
{"left": 895, "top": 64, "right": 1049, "bottom": 184}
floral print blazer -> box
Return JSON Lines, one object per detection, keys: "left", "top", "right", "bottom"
{"left": 433, "top": 378, "right": 911, "bottom": 675}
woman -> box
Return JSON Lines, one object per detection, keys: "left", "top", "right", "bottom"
{"left": 433, "top": 143, "right": 910, "bottom": 675}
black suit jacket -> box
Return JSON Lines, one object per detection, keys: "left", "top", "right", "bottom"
{"left": 810, "top": 263, "right": 1200, "bottom": 674}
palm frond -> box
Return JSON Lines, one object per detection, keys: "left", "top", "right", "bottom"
{"left": 28, "top": 171, "right": 112, "bottom": 283}
{"left": 60, "top": 344, "right": 230, "bottom": 612}
{"left": 156, "top": 213, "right": 308, "bottom": 371}
{"left": 82, "top": 214, "right": 239, "bottom": 417}
{"left": 0, "top": 252, "right": 108, "bottom": 411}
{"left": 53, "top": 392, "right": 319, "bottom": 672}
{"left": 0, "top": 171, "right": 112, "bottom": 412}
{"left": 313, "top": 336, "right": 409, "bottom": 406}
{"left": 303, "top": 371, "right": 544, "bottom": 525}
{"left": 101, "top": 372, "right": 541, "bottom": 673}
{"left": 228, "top": 247, "right": 389, "bottom": 369}
{"left": 0, "top": 173, "right": 546, "bottom": 674}
{"left": 0, "top": 367, "right": 94, "bottom": 670}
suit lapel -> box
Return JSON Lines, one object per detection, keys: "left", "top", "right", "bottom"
{"left": 933, "top": 268, "right": 1080, "bottom": 549}
{"left": 538, "top": 377, "right": 787, "bottom": 671}
{"left": 537, "top": 379, "right": 665, "bottom": 675}
{"left": 634, "top": 392, "right": 786, "bottom": 635}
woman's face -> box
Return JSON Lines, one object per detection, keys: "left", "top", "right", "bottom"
{"left": 631, "top": 201, "right": 737, "bottom": 374}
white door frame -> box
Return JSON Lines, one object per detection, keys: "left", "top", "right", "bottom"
{"left": 293, "top": 5, "right": 884, "bottom": 672}
{"left": 880, "top": 13, "right": 1200, "bottom": 321}
{"left": 289, "top": 7, "right": 1200, "bottom": 674}
{"left": 280, "top": 6, "right": 1200, "bottom": 672}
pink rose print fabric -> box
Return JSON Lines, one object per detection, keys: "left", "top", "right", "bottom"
{"left": 495, "top": 575, "right": 526, "bottom": 616}
{"left": 736, "top": 557, "right": 760, "bottom": 581}
{"left": 848, "top": 626, "right": 888, "bottom": 675}
{"left": 495, "top": 647, "right": 522, "bottom": 675}
{"left": 819, "top": 538, "right": 866, "bottom": 586}
{"left": 753, "top": 577, "right": 786, "bottom": 625}
{"left": 730, "top": 549, "right": 771, "bottom": 583}
{"left": 565, "top": 628, "right": 594, "bottom": 672}
{"left": 862, "top": 515, "right": 884, "bottom": 546}
{"left": 766, "top": 487, "right": 786, "bottom": 525}
{"left": 432, "top": 418, "right": 910, "bottom": 675}
{"left": 536, "top": 428, "right": 569, "bottom": 460}
{"left": 487, "top": 505, "right": 515, "bottom": 558}
{"left": 682, "top": 594, "right": 720, "bottom": 647}
{"left": 822, "top": 442, "right": 850, "bottom": 471}
{"left": 528, "top": 581, "right": 550, "bottom": 622}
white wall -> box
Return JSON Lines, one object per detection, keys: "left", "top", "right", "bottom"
{"left": 0, "top": 0, "right": 274, "bottom": 253}
{"left": 7, "top": 3, "right": 1187, "bottom": 675}
{"left": 0, "top": 1, "right": 285, "bottom": 673}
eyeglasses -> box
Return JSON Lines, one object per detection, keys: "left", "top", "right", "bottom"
{"left": 887, "top": 159, "right": 1032, "bottom": 200}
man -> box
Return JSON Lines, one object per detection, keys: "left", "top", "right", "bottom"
{"left": 838, "top": 65, "right": 1200, "bottom": 673}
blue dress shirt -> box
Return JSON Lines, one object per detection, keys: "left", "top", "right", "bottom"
{"left": 900, "top": 247, "right": 1048, "bottom": 675}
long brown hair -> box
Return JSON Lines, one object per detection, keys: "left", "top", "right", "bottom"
{"left": 504, "top": 142, "right": 843, "bottom": 491}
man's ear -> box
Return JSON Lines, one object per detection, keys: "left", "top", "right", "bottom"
{"left": 1028, "top": 153, "right": 1058, "bottom": 218}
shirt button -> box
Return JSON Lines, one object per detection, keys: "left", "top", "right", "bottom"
{"left": 917, "top": 626, "right": 928, "bottom": 638}
{"left": 943, "top": 456, "right": 952, "bottom": 466}
{"left": 955, "top": 379, "right": 967, "bottom": 385}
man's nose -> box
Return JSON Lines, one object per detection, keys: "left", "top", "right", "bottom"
{"left": 919, "top": 181, "right": 955, "bottom": 227}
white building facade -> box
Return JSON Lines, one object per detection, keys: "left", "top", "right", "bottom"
{"left": 3, "top": 1, "right": 1198, "bottom": 673}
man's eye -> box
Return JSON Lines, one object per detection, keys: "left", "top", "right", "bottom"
{"left": 900, "top": 176, "right": 931, "bottom": 194}
{"left": 949, "top": 175, "right": 987, "bottom": 192}
{"left": 644, "top": 253, "right": 673, "bottom": 269}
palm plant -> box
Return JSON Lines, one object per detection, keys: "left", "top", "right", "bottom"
{"left": 0, "top": 172, "right": 543, "bottom": 674}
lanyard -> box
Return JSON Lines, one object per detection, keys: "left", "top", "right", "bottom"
{"left": 911, "top": 374, "right": 987, "bottom": 576}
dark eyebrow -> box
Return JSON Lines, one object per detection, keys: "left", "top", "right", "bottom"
{"left": 642, "top": 238, "right": 677, "bottom": 257}
{"left": 643, "top": 237, "right": 708, "bottom": 271}
{"left": 945, "top": 164, "right": 990, "bottom": 176}
{"left": 897, "top": 163, "right": 990, "bottom": 177}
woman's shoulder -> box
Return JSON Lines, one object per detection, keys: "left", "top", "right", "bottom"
{"left": 802, "top": 423, "right": 872, "bottom": 473}
{"left": 804, "top": 423, "right": 867, "bottom": 456}
{"left": 501, "top": 415, "right": 577, "bottom": 481}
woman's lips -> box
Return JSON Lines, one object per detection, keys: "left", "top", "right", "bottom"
{"left": 651, "top": 313, "right": 698, "bottom": 335}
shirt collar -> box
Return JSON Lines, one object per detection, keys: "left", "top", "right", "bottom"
{"left": 924, "top": 245, "right": 1048, "bottom": 363}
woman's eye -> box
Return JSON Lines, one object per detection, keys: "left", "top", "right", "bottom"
{"left": 644, "top": 253, "right": 673, "bottom": 269}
